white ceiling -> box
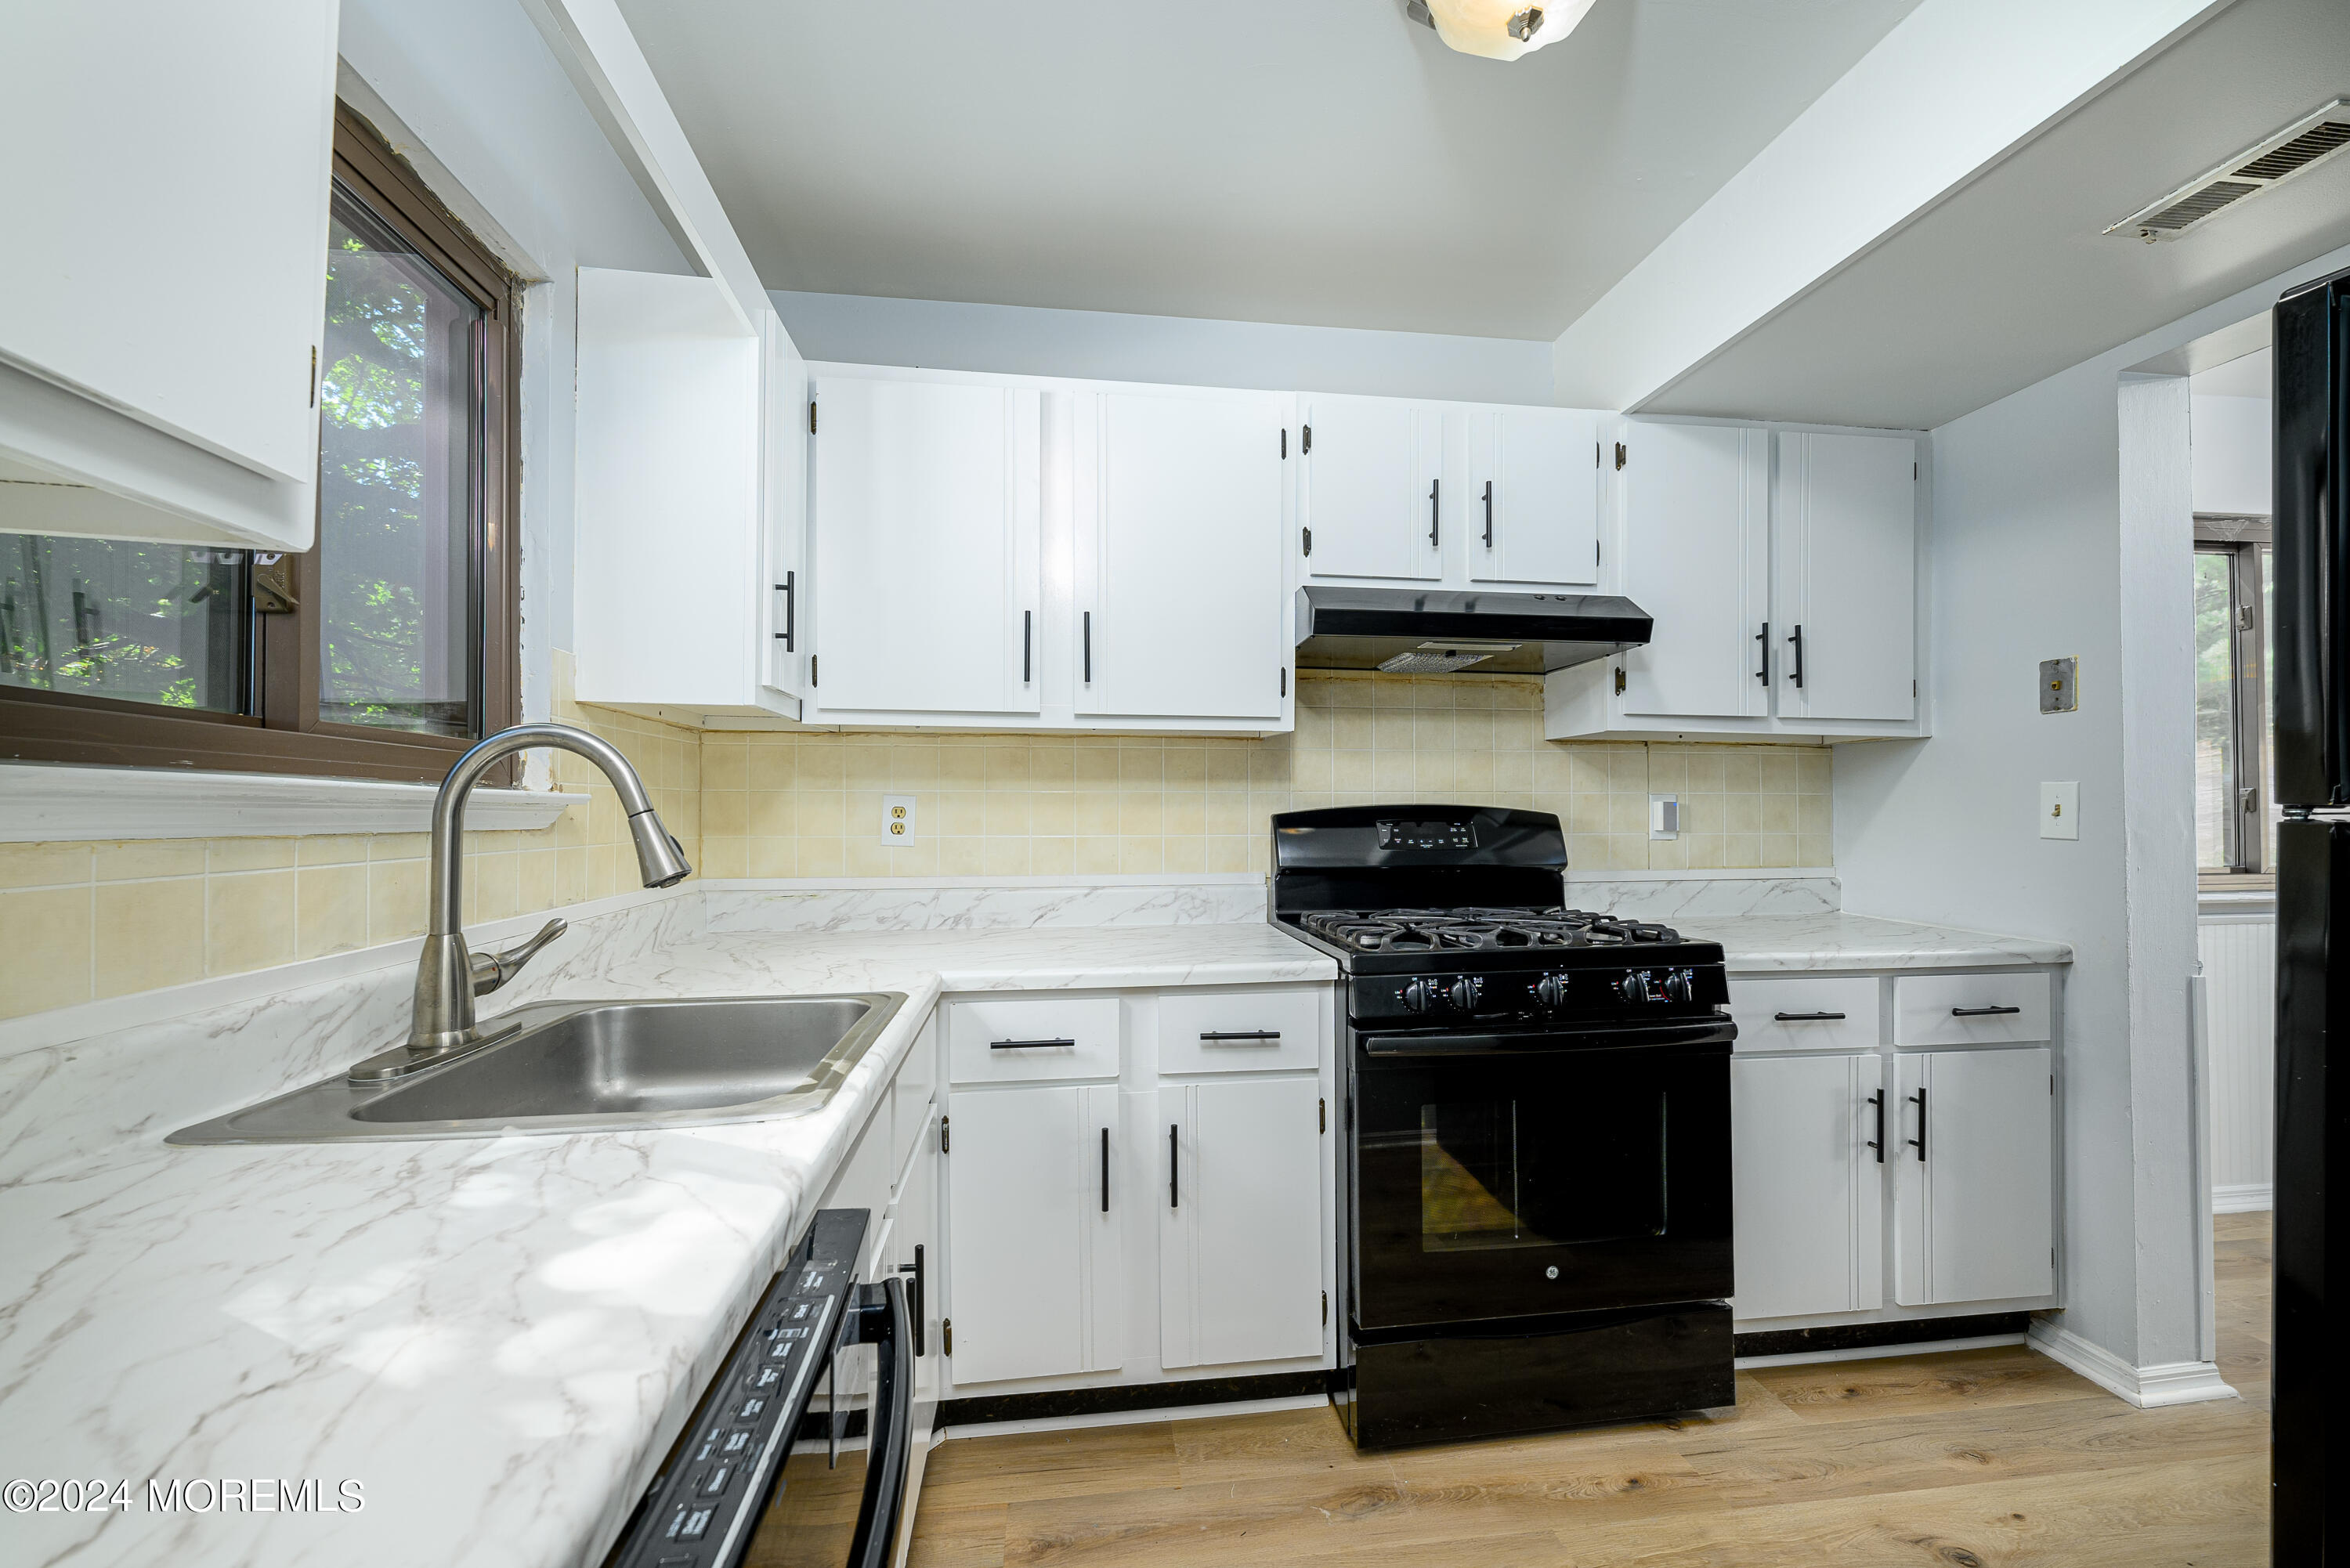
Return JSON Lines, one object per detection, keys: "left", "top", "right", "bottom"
{"left": 1644, "top": 0, "right": 2350, "bottom": 428}
{"left": 614, "top": 0, "right": 1923, "bottom": 341}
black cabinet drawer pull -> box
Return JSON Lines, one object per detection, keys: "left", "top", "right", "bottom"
{"left": 1950, "top": 1004, "right": 2023, "bottom": 1017}
{"left": 1773, "top": 1010, "right": 1847, "bottom": 1022}
{"left": 1198, "top": 1030, "right": 1281, "bottom": 1042}
{"left": 989, "top": 1037, "right": 1076, "bottom": 1050}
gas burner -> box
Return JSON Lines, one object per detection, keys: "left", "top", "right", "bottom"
{"left": 1299, "top": 905, "right": 1687, "bottom": 954}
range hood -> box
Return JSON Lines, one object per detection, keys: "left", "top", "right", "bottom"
{"left": 1294, "top": 587, "right": 1650, "bottom": 675}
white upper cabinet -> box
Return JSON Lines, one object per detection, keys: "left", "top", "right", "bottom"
{"left": 574, "top": 270, "right": 801, "bottom": 720}
{"left": 1074, "top": 388, "right": 1291, "bottom": 723}
{"left": 1465, "top": 406, "right": 1603, "bottom": 588}
{"left": 1, "top": 1, "right": 338, "bottom": 550}
{"left": 1297, "top": 394, "right": 1442, "bottom": 581}
{"left": 808, "top": 374, "right": 1042, "bottom": 719}
{"left": 1619, "top": 422, "right": 1771, "bottom": 721}
{"left": 1773, "top": 432, "right": 1917, "bottom": 724}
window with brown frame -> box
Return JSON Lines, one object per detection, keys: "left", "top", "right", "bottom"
{"left": 0, "top": 104, "right": 520, "bottom": 785}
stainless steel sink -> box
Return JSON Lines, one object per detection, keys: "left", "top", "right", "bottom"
{"left": 168, "top": 993, "right": 906, "bottom": 1145}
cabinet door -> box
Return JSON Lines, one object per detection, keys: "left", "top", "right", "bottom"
{"left": 575, "top": 270, "right": 763, "bottom": 710}
{"left": 1159, "top": 1078, "right": 1324, "bottom": 1370}
{"left": 1298, "top": 394, "right": 1442, "bottom": 580}
{"left": 1893, "top": 1048, "right": 2055, "bottom": 1306}
{"left": 762, "top": 313, "right": 808, "bottom": 700}
{"left": 1731, "top": 1055, "right": 1885, "bottom": 1320}
{"left": 0, "top": 0, "right": 338, "bottom": 549}
{"left": 1467, "top": 406, "right": 1603, "bottom": 587}
{"left": 944, "top": 1084, "right": 1123, "bottom": 1385}
{"left": 810, "top": 375, "right": 1042, "bottom": 716}
{"left": 890, "top": 1103, "right": 943, "bottom": 1440}
{"left": 1774, "top": 432, "right": 1917, "bottom": 723}
{"left": 1075, "top": 389, "right": 1289, "bottom": 721}
{"left": 1618, "top": 423, "right": 1770, "bottom": 720}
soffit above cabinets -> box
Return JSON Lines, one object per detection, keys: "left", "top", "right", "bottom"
{"left": 610, "top": 0, "right": 1922, "bottom": 340}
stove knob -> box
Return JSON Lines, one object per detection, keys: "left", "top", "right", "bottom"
{"left": 1620, "top": 971, "right": 1654, "bottom": 1004}
{"left": 1664, "top": 968, "right": 1695, "bottom": 1003}
{"left": 1401, "top": 978, "right": 1437, "bottom": 1013}
{"left": 1448, "top": 976, "right": 1484, "bottom": 1013}
{"left": 1535, "top": 974, "right": 1569, "bottom": 1013}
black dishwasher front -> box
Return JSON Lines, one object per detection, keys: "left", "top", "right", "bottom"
{"left": 606, "top": 1209, "right": 914, "bottom": 1568}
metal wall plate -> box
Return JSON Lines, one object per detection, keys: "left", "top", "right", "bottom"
{"left": 2040, "top": 657, "right": 2077, "bottom": 714}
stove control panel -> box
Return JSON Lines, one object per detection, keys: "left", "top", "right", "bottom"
{"left": 1354, "top": 963, "right": 1727, "bottom": 1024}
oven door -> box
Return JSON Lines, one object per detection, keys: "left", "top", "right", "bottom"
{"left": 1350, "top": 1019, "right": 1733, "bottom": 1331}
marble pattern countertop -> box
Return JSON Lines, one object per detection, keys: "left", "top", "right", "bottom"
{"left": 1682, "top": 910, "right": 2074, "bottom": 971}
{"left": 0, "top": 880, "right": 2057, "bottom": 1568}
{"left": 0, "top": 916, "right": 1329, "bottom": 1568}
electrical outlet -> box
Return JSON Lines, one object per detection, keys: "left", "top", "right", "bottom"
{"left": 1650, "top": 794, "right": 1679, "bottom": 840}
{"left": 882, "top": 794, "right": 917, "bottom": 842}
{"left": 2039, "top": 782, "right": 2078, "bottom": 840}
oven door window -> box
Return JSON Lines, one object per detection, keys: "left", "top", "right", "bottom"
{"left": 1354, "top": 1041, "right": 1730, "bottom": 1331}
{"left": 1418, "top": 1093, "right": 1665, "bottom": 1254}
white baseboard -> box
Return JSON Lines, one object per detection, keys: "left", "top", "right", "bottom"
{"left": 2027, "top": 1321, "right": 2239, "bottom": 1407}
{"left": 2212, "top": 1183, "right": 2273, "bottom": 1214}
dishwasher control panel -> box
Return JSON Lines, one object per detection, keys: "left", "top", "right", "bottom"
{"left": 608, "top": 1209, "right": 866, "bottom": 1568}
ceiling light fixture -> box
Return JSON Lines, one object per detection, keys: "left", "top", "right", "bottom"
{"left": 1405, "top": 0, "right": 1596, "bottom": 61}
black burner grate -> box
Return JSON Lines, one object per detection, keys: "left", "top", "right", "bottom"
{"left": 1297, "top": 907, "right": 1685, "bottom": 953}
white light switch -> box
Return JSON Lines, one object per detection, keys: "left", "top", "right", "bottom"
{"left": 882, "top": 793, "right": 917, "bottom": 842}
{"left": 1650, "top": 794, "right": 1679, "bottom": 840}
{"left": 2039, "top": 782, "right": 2078, "bottom": 840}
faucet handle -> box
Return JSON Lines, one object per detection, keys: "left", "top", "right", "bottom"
{"left": 468, "top": 918, "right": 569, "bottom": 996}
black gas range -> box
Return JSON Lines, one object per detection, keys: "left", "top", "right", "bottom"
{"left": 1271, "top": 804, "right": 1737, "bottom": 1449}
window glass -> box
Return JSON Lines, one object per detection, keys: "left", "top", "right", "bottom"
{"left": 1419, "top": 1097, "right": 1664, "bottom": 1252}
{"left": 317, "top": 180, "right": 483, "bottom": 738}
{"left": 2194, "top": 549, "right": 2239, "bottom": 870}
{"left": 0, "top": 537, "right": 250, "bottom": 712}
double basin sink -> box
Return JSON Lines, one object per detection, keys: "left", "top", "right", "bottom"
{"left": 170, "top": 993, "right": 906, "bottom": 1145}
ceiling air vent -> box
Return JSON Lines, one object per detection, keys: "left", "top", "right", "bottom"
{"left": 2108, "top": 99, "right": 2350, "bottom": 241}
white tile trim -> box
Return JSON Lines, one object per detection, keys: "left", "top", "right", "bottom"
{"left": 2026, "top": 1321, "right": 2239, "bottom": 1407}
{"left": 0, "top": 762, "right": 577, "bottom": 841}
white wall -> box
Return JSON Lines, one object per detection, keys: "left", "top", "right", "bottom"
{"left": 2199, "top": 911, "right": 2275, "bottom": 1210}
{"left": 1835, "top": 240, "right": 2350, "bottom": 1380}
{"left": 336, "top": 0, "right": 692, "bottom": 728}
{"left": 2189, "top": 395, "right": 2272, "bottom": 516}
{"left": 769, "top": 291, "right": 1556, "bottom": 406}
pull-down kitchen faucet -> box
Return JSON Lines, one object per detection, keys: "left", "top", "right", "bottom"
{"left": 348, "top": 723, "right": 692, "bottom": 1082}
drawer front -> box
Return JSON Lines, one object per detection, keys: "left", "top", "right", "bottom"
{"left": 1159, "top": 986, "right": 1324, "bottom": 1075}
{"left": 1893, "top": 971, "right": 2052, "bottom": 1046}
{"left": 949, "top": 995, "right": 1121, "bottom": 1083}
{"left": 1726, "top": 975, "right": 1881, "bottom": 1053}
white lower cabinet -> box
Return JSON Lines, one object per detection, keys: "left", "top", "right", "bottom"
{"left": 1893, "top": 1046, "right": 2056, "bottom": 1306}
{"left": 1159, "top": 1077, "right": 1325, "bottom": 1370}
{"left": 885, "top": 1100, "right": 942, "bottom": 1568}
{"left": 1731, "top": 1054, "right": 1885, "bottom": 1320}
{"left": 943, "top": 1082, "right": 1123, "bottom": 1386}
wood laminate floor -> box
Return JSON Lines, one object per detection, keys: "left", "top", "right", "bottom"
{"left": 907, "top": 1212, "right": 2272, "bottom": 1566}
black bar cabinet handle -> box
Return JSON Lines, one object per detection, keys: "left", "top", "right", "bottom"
{"left": 774, "top": 570, "right": 796, "bottom": 650}
{"left": 1023, "top": 609, "right": 1032, "bottom": 684}
{"left": 1788, "top": 623, "right": 1805, "bottom": 688}
{"left": 895, "top": 1245, "right": 925, "bottom": 1357}
{"left": 1083, "top": 611, "right": 1092, "bottom": 682}
{"left": 1950, "top": 1004, "right": 2022, "bottom": 1017}
{"left": 1755, "top": 621, "right": 1769, "bottom": 685}
{"left": 1101, "top": 1127, "right": 1110, "bottom": 1213}
{"left": 1482, "top": 480, "right": 1494, "bottom": 547}
{"left": 1169, "top": 1122, "right": 1179, "bottom": 1209}
{"left": 1867, "top": 1090, "right": 1885, "bottom": 1164}
{"left": 1428, "top": 479, "right": 1440, "bottom": 548}
{"left": 1198, "top": 1030, "right": 1281, "bottom": 1042}
{"left": 1907, "top": 1088, "right": 1927, "bottom": 1162}
{"left": 1773, "top": 1010, "right": 1847, "bottom": 1022}
{"left": 989, "top": 1037, "right": 1076, "bottom": 1050}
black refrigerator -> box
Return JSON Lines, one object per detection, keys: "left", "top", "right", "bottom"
{"left": 2269, "top": 265, "right": 2350, "bottom": 1565}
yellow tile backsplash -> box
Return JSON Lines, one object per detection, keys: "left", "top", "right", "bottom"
{"left": 0, "top": 666, "right": 1831, "bottom": 1023}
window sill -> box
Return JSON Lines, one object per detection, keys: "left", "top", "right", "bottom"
{"left": 0, "top": 762, "right": 577, "bottom": 843}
